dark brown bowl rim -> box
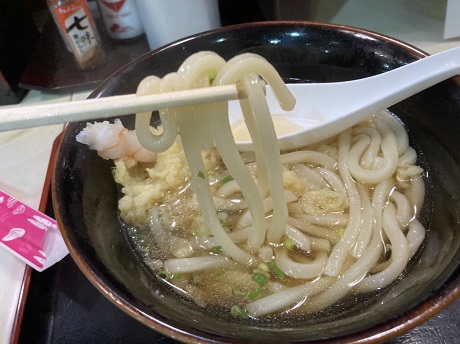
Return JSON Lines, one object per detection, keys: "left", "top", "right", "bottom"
{"left": 53, "top": 20, "right": 460, "bottom": 343}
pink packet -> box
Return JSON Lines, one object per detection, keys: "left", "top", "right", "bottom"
{"left": 0, "top": 189, "right": 68, "bottom": 271}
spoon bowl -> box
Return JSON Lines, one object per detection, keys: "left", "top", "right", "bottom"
{"left": 230, "top": 46, "right": 460, "bottom": 151}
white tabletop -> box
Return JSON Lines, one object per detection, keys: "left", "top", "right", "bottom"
{"left": 0, "top": 90, "right": 91, "bottom": 344}
{"left": 313, "top": 0, "right": 460, "bottom": 55}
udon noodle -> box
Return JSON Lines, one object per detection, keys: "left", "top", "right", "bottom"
{"left": 76, "top": 51, "right": 426, "bottom": 319}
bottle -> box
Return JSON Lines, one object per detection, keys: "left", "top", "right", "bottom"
{"left": 47, "top": 0, "right": 106, "bottom": 71}
{"left": 97, "top": 0, "right": 144, "bottom": 40}
{"left": 136, "top": 0, "right": 220, "bottom": 50}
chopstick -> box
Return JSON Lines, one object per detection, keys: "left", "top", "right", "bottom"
{"left": 0, "top": 84, "right": 240, "bottom": 132}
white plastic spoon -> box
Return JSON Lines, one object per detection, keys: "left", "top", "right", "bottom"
{"left": 230, "top": 46, "right": 460, "bottom": 151}
{"left": 1, "top": 46, "right": 460, "bottom": 152}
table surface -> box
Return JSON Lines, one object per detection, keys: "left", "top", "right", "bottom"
{"left": 19, "top": 16, "right": 150, "bottom": 94}
{"left": 16, "top": 244, "right": 460, "bottom": 343}
{"left": 2, "top": 0, "right": 460, "bottom": 343}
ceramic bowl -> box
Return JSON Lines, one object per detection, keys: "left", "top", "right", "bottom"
{"left": 52, "top": 22, "right": 460, "bottom": 343}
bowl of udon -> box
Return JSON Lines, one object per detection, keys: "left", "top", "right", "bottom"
{"left": 52, "top": 22, "right": 460, "bottom": 343}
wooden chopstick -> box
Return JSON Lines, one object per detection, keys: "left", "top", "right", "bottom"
{"left": 0, "top": 84, "right": 240, "bottom": 132}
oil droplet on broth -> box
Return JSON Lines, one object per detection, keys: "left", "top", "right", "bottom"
{"left": 231, "top": 115, "right": 304, "bottom": 142}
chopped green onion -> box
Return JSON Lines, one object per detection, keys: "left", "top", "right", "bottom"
{"left": 253, "top": 263, "right": 270, "bottom": 279}
{"left": 252, "top": 273, "right": 267, "bottom": 286}
{"left": 156, "top": 270, "right": 182, "bottom": 281}
{"left": 232, "top": 286, "right": 247, "bottom": 298}
{"left": 197, "top": 171, "right": 206, "bottom": 179}
{"left": 211, "top": 246, "right": 222, "bottom": 254}
{"left": 221, "top": 175, "right": 234, "bottom": 184}
{"left": 269, "top": 262, "right": 285, "bottom": 280}
{"left": 257, "top": 263, "right": 269, "bottom": 273}
{"left": 208, "top": 70, "right": 217, "bottom": 84}
{"left": 248, "top": 287, "right": 263, "bottom": 300}
{"left": 169, "top": 273, "right": 182, "bottom": 280}
{"left": 230, "top": 305, "right": 248, "bottom": 319}
{"left": 283, "top": 238, "right": 295, "bottom": 250}
{"left": 156, "top": 270, "right": 168, "bottom": 279}
{"left": 337, "top": 227, "right": 346, "bottom": 236}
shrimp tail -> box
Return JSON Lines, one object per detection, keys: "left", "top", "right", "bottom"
{"left": 76, "top": 119, "right": 157, "bottom": 163}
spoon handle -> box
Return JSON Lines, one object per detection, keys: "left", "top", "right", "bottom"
{"left": 277, "top": 46, "right": 460, "bottom": 150}
{"left": 336, "top": 45, "right": 460, "bottom": 114}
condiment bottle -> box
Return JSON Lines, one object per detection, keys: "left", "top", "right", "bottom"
{"left": 46, "top": 0, "right": 106, "bottom": 70}
{"left": 97, "top": 0, "right": 144, "bottom": 40}
{"left": 136, "top": 0, "right": 220, "bottom": 50}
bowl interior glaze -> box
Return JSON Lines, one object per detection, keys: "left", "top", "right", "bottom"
{"left": 52, "top": 22, "right": 460, "bottom": 343}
